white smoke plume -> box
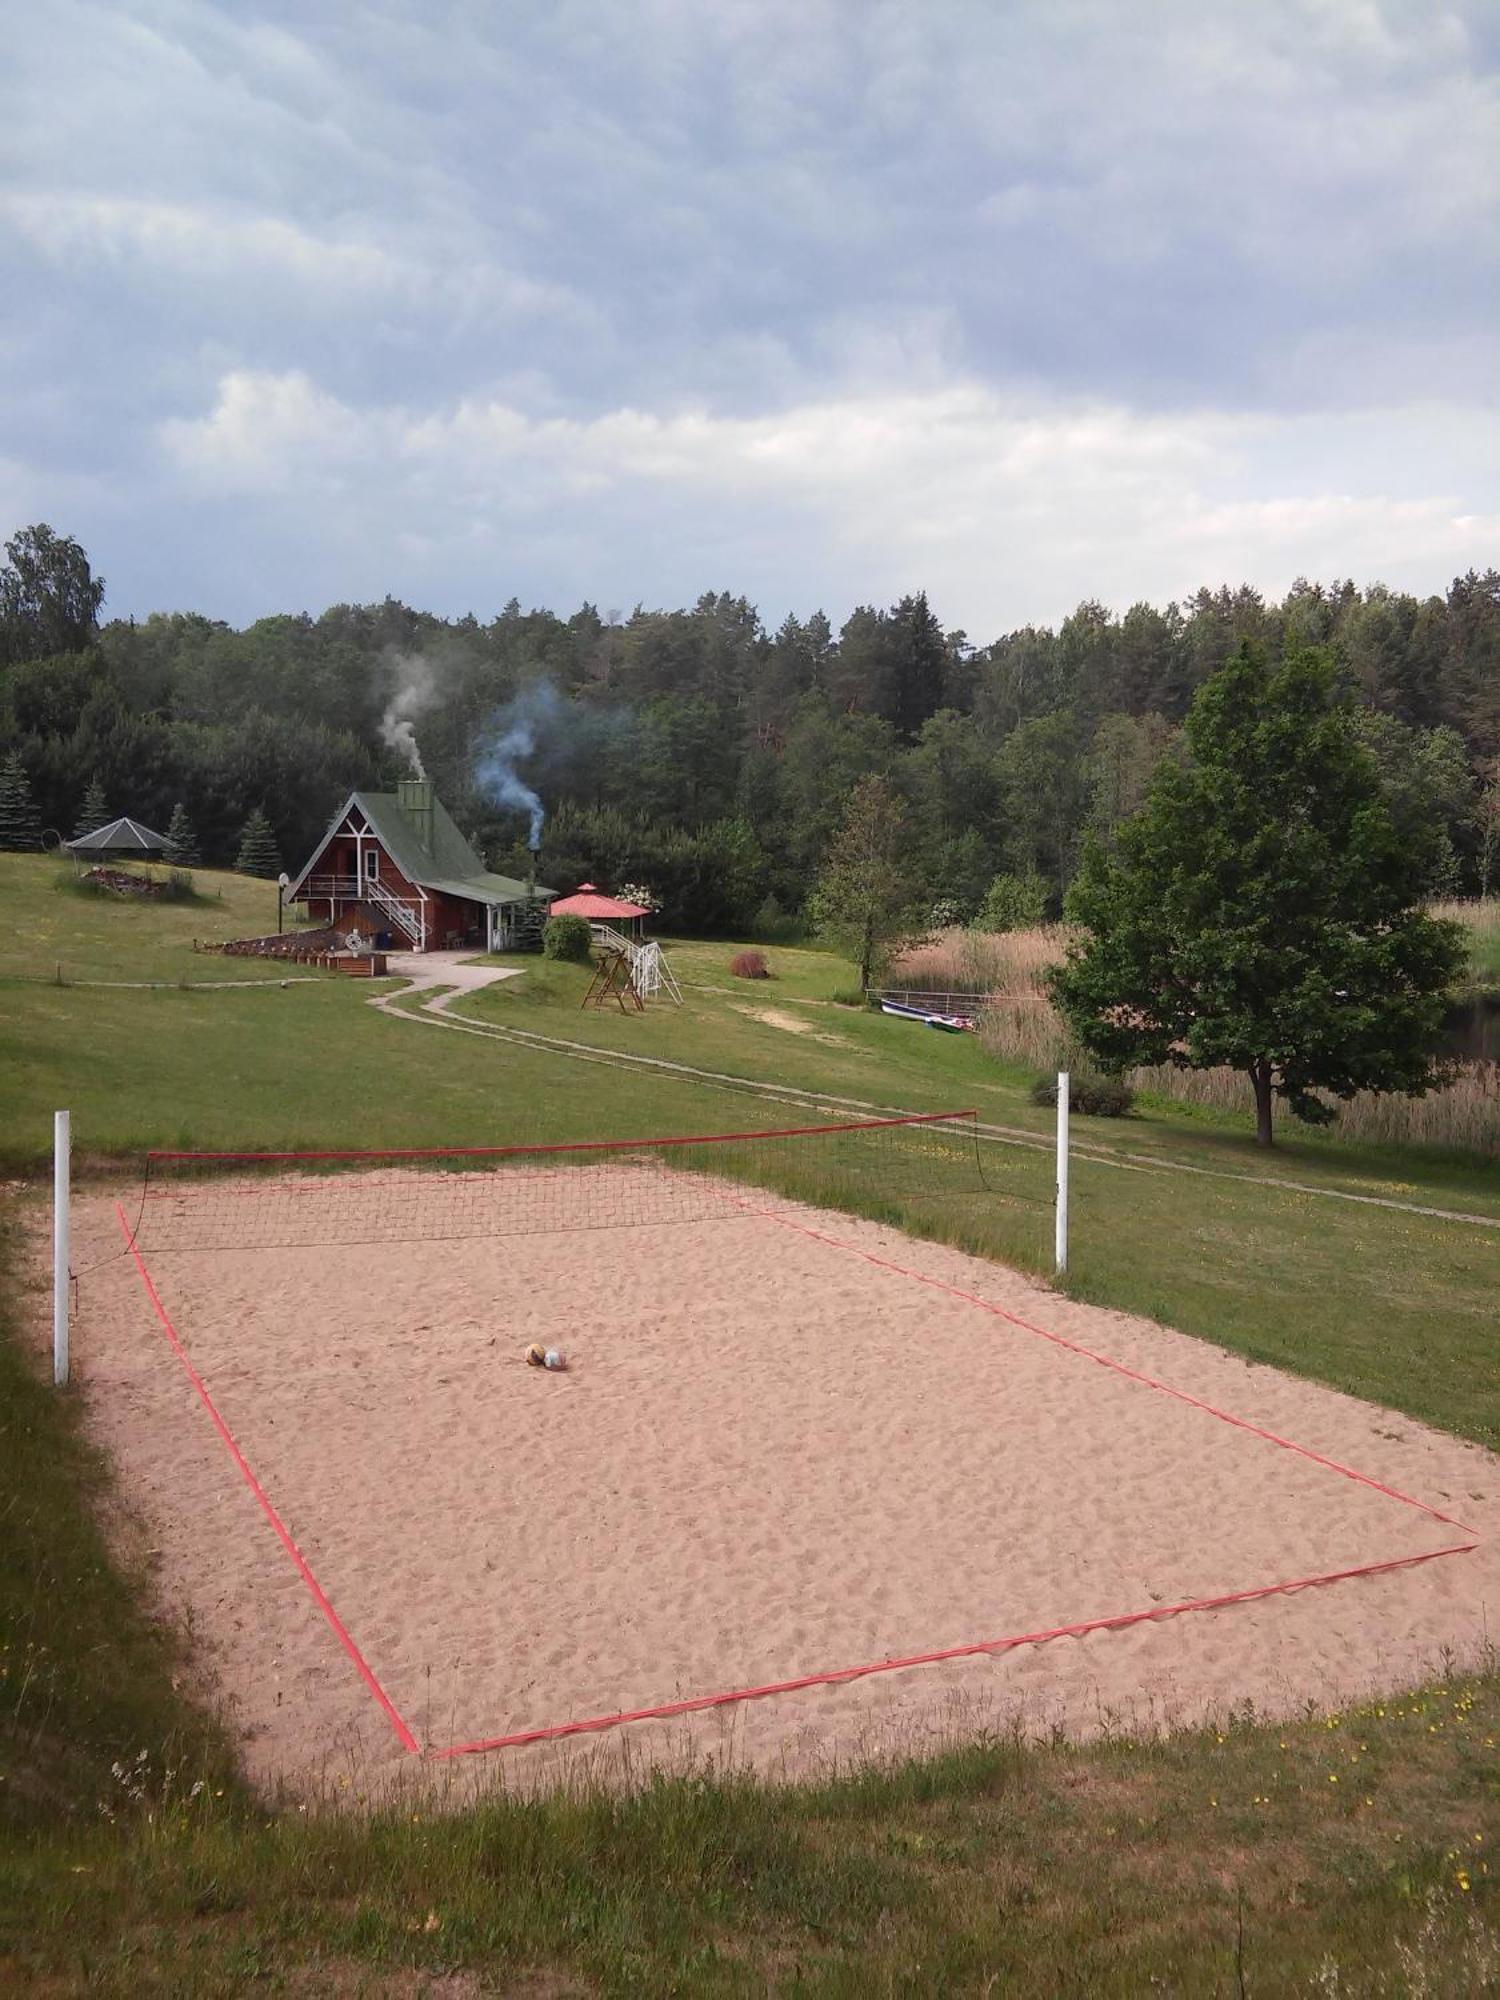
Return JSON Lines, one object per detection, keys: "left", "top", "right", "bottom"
{"left": 379, "top": 652, "right": 436, "bottom": 778}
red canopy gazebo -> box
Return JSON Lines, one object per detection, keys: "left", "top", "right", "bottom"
{"left": 547, "top": 882, "right": 651, "bottom": 935}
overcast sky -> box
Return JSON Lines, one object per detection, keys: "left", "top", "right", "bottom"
{"left": 3, "top": 0, "right": 1497, "bottom": 639}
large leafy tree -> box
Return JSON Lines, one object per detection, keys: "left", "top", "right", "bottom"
{"left": 808, "top": 773, "right": 926, "bottom": 992}
{"left": 0, "top": 524, "right": 105, "bottom": 663}
{"left": 1051, "top": 643, "right": 1467, "bottom": 1147}
{"left": 996, "top": 708, "right": 1091, "bottom": 894}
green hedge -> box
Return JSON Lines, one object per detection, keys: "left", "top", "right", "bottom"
{"left": 543, "top": 914, "right": 595, "bottom": 963}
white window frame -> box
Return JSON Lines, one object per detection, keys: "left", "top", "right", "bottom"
{"left": 364, "top": 847, "right": 380, "bottom": 881}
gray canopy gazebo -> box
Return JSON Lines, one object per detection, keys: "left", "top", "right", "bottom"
{"left": 64, "top": 816, "right": 176, "bottom": 860}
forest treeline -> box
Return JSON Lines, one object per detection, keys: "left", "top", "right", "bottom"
{"left": 1, "top": 523, "right": 1497, "bottom": 932}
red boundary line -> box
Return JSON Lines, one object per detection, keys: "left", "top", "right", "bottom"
{"left": 430, "top": 1543, "right": 1473, "bottom": 1756}
{"left": 142, "top": 1109, "right": 976, "bottom": 1166}
{"left": 114, "top": 1205, "right": 420, "bottom": 1755}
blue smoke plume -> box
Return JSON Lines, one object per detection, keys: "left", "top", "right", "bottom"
{"left": 473, "top": 681, "right": 566, "bottom": 847}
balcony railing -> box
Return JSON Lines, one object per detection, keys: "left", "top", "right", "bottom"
{"left": 296, "top": 874, "right": 409, "bottom": 903}
{"left": 294, "top": 874, "right": 424, "bottom": 946}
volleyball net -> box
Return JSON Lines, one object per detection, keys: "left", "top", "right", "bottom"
{"left": 129, "top": 1110, "right": 986, "bottom": 1255}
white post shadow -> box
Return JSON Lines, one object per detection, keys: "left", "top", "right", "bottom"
{"left": 53, "top": 1108, "right": 70, "bottom": 1386}
{"left": 1054, "top": 1071, "right": 1069, "bottom": 1276}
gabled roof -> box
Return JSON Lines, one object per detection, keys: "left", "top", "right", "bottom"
{"left": 290, "top": 790, "right": 554, "bottom": 906}
{"left": 66, "top": 816, "right": 174, "bottom": 854}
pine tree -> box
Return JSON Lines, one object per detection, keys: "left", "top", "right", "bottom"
{"left": 166, "top": 800, "right": 201, "bottom": 865}
{"left": 72, "top": 775, "right": 109, "bottom": 840}
{"left": 887, "top": 591, "right": 947, "bottom": 742}
{"left": 235, "top": 807, "right": 282, "bottom": 878}
{"left": 0, "top": 750, "right": 43, "bottom": 851}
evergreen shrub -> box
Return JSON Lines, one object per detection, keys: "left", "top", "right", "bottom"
{"left": 543, "top": 914, "right": 594, "bottom": 963}
{"left": 235, "top": 808, "right": 282, "bottom": 878}
{"left": 0, "top": 751, "right": 43, "bottom": 850}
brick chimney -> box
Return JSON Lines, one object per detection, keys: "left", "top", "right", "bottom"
{"left": 397, "top": 777, "right": 435, "bottom": 852}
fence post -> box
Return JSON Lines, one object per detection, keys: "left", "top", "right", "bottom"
{"left": 53, "top": 1109, "right": 70, "bottom": 1386}
{"left": 1054, "top": 1071, "right": 1069, "bottom": 1276}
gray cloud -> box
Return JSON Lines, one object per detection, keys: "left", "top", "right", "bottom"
{"left": 1, "top": 0, "right": 1495, "bottom": 631}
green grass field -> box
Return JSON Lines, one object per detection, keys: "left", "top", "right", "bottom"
{"left": 1, "top": 855, "right": 1496, "bottom": 1990}
{"left": 0, "top": 853, "right": 291, "bottom": 985}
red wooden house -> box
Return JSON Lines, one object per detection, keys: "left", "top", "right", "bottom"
{"left": 286, "top": 779, "right": 553, "bottom": 952}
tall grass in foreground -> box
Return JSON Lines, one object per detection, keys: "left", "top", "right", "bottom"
{"left": 891, "top": 926, "right": 1500, "bottom": 1157}
{"left": 1128, "top": 1056, "right": 1500, "bottom": 1154}
{"left": 0, "top": 1205, "right": 239, "bottom": 1832}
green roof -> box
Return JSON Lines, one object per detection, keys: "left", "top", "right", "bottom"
{"left": 300, "top": 789, "right": 554, "bottom": 905}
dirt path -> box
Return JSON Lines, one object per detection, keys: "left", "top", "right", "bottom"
{"left": 383, "top": 951, "right": 525, "bottom": 1006}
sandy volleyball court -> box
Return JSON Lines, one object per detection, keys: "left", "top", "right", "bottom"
{"left": 64, "top": 1170, "right": 1495, "bottom": 1799}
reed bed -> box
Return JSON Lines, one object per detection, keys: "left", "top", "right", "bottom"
{"left": 891, "top": 925, "right": 1076, "bottom": 1002}
{"left": 1431, "top": 897, "right": 1500, "bottom": 984}
{"left": 891, "top": 928, "right": 1500, "bottom": 1157}
{"left": 1128, "top": 1058, "right": 1500, "bottom": 1155}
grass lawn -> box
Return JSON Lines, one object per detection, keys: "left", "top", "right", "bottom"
{"left": 0, "top": 853, "right": 291, "bottom": 986}
{"left": 1, "top": 860, "right": 1497, "bottom": 1989}
{"left": 474, "top": 939, "right": 1500, "bottom": 1200}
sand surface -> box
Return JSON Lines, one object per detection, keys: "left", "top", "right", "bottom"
{"left": 64, "top": 1172, "right": 1495, "bottom": 1801}
{"left": 729, "top": 1002, "right": 851, "bottom": 1048}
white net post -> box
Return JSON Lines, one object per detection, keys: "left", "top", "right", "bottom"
{"left": 53, "top": 1109, "right": 70, "bottom": 1386}
{"left": 1054, "top": 1071, "right": 1069, "bottom": 1276}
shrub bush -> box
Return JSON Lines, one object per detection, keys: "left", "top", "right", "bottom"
{"left": 1031, "top": 1070, "right": 1135, "bottom": 1117}
{"left": 751, "top": 892, "right": 803, "bottom": 942}
{"left": 731, "top": 949, "right": 770, "bottom": 979}
{"left": 977, "top": 870, "right": 1049, "bottom": 932}
{"left": 543, "top": 914, "right": 595, "bottom": 964}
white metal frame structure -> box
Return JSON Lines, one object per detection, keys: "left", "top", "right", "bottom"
{"left": 1055, "top": 1070, "right": 1070, "bottom": 1275}
{"left": 53, "top": 1109, "right": 69, "bottom": 1386}
{"left": 589, "top": 925, "right": 683, "bottom": 1004}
